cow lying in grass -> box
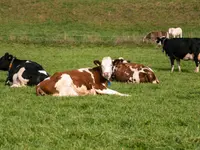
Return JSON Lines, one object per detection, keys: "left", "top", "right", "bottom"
{"left": 36, "top": 56, "right": 129, "bottom": 96}
{"left": 156, "top": 37, "right": 200, "bottom": 72}
{"left": 112, "top": 57, "right": 159, "bottom": 84}
{"left": 0, "top": 52, "right": 50, "bottom": 87}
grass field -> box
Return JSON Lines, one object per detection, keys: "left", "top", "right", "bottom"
{"left": 0, "top": 0, "right": 200, "bottom": 44}
{"left": 1, "top": 42, "right": 200, "bottom": 149}
{"left": 1, "top": 0, "right": 200, "bottom": 149}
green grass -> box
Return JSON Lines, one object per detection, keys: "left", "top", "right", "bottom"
{"left": 0, "top": 42, "right": 200, "bottom": 149}
{"left": 0, "top": 0, "right": 200, "bottom": 44}
{"left": 0, "top": 0, "right": 200, "bottom": 149}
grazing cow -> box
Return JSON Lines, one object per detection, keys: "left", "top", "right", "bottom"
{"left": 168, "top": 27, "right": 182, "bottom": 38}
{"left": 143, "top": 31, "right": 169, "bottom": 42}
{"left": 0, "top": 52, "right": 50, "bottom": 87}
{"left": 36, "top": 56, "right": 129, "bottom": 96}
{"left": 112, "top": 57, "right": 159, "bottom": 84}
{"left": 156, "top": 37, "right": 200, "bottom": 72}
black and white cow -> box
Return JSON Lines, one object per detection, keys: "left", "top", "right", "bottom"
{"left": 0, "top": 52, "right": 50, "bottom": 87}
{"left": 156, "top": 37, "right": 200, "bottom": 72}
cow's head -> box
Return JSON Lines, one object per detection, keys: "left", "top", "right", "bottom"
{"left": 94, "top": 56, "right": 113, "bottom": 80}
{"left": 156, "top": 37, "right": 167, "bottom": 46}
{"left": 0, "top": 52, "right": 14, "bottom": 71}
{"left": 113, "top": 57, "right": 130, "bottom": 66}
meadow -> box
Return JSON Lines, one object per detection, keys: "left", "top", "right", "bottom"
{"left": 1, "top": 0, "right": 200, "bottom": 149}
{"left": 1, "top": 43, "right": 200, "bottom": 149}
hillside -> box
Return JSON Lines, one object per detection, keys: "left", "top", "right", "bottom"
{"left": 0, "top": 0, "right": 200, "bottom": 44}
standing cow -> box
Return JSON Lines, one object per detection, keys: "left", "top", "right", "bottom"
{"left": 168, "top": 27, "right": 183, "bottom": 38}
{"left": 36, "top": 56, "right": 129, "bottom": 96}
{"left": 0, "top": 52, "right": 50, "bottom": 87}
{"left": 156, "top": 37, "right": 200, "bottom": 72}
{"left": 112, "top": 57, "right": 159, "bottom": 84}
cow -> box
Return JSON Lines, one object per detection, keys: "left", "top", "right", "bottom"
{"left": 143, "top": 31, "right": 169, "bottom": 43}
{"left": 36, "top": 56, "right": 129, "bottom": 97}
{"left": 168, "top": 27, "right": 182, "bottom": 38}
{"left": 0, "top": 52, "right": 50, "bottom": 87}
{"left": 156, "top": 37, "right": 200, "bottom": 72}
{"left": 112, "top": 57, "right": 159, "bottom": 84}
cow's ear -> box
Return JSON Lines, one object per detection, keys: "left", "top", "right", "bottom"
{"left": 4, "top": 53, "right": 13, "bottom": 60}
{"left": 94, "top": 60, "right": 101, "bottom": 66}
{"left": 113, "top": 59, "right": 120, "bottom": 65}
{"left": 4, "top": 52, "right": 9, "bottom": 57}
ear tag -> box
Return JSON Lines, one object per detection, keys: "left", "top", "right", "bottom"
{"left": 108, "top": 81, "right": 111, "bottom": 86}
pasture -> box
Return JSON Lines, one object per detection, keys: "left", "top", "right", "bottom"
{"left": 0, "top": 42, "right": 200, "bottom": 149}
{"left": 1, "top": 0, "right": 200, "bottom": 149}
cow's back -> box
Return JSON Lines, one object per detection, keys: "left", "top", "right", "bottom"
{"left": 163, "top": 38, "right": 194, "bottom": 58}
{"left": 37, "top": 67, "right": 108, "bottom": 96}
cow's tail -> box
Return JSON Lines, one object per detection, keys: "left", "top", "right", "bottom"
{"left": 36, "top": 86, "right": 46, "bottom": 96}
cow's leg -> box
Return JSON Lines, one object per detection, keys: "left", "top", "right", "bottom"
{"left": 194, "top": 57, "right": 199, "bottom": 72}
{"left": 5, "top": 77, "right": 10, "bottom": 85}
{"left": 170, "top": 57, "right": 175, "bottom": 72}
{"left": 95, "top": 88, "right": 129, "bottom": 96}
{"left": 176, "top": 59, "right": 181, "bottom": 72}
{"left": 17, "top": 67, "right": 29, "bottom": 86}
{"left": 11, "top": 73, "right": 21, "bottom": 87}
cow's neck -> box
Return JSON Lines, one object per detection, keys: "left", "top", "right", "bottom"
{"left": 8, "top": 57, "right": 22, "bottom": 71}
{"left": 92, "top": 66, "right": 109, "bottom": 82}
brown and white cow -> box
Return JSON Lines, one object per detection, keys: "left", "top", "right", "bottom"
{"left": 112, "top": 58, "right": 159, "bottom": 84}
{"left": 143, "top": 31, "right": 169, "bottom": 43}
{"left": 36, "top": 57, "right": 129, "bottom": 96}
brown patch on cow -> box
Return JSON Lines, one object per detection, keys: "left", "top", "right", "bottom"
{"left": 112, "top": 63, "right": 133, "bottom": 82}
{"left": 143, "top": 31, "right": 169, "bottom": 42}
{"left": 36, "top": 74, "right": 61, "bottom": 95}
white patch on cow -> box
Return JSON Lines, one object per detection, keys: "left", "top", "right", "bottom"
{"left": 152, "top": 80, "right": 158, "bottom": 84}
{"left": 183, "top": 53, "right": 194, "bottom": 60}
{"left": 101, "top": 57, "right": 113, "bottom": 80}
{"left": 74, "top": 85, "right": 96, "bottom": 96}
{"left": 176, "top": 60, "right": 181, "bottom": 72}
{"left": 11, "top": 67, "right": 29, "bottom": 87}
{"left": 129, "top": 67, "right": 141, "bottom": 83}
{"left": 128, "top": 77, "right": 133, "bottom": 82}
{"left": 125, "top": 71, "right": 130, "bottom": 76}
{"left": 171, "top": 65, "right": 175, "bottom": 72}
{"left": 78, "top": 68, "right": 95, "bottom": 83}
{"left": 54, "top": 74, "right": 78, "bottom": 96}
{"left": 44, "top": 77, "right": 50, "bottom": 81}
{"left": 195, "top": 66, "right": 199, "bottom": 73}
{"left": 25, "top": 61, "right": 31, "bottom": 63}
{"left": 11, "top": 73, "right": 20, "bottom": 87}
{"left": 78, "top": 68, "right": 90, "bottom": 72}
{"left": 38, "top": 70, "right": 48, "bottom": 75}
{"left": 17, "top": 67, "right": 29, "bottom": 86}
{"left": 95, "top": 88, "right": 129, "bottom": 96}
